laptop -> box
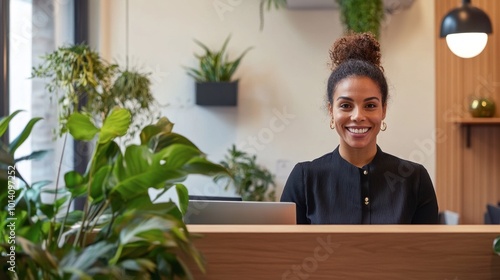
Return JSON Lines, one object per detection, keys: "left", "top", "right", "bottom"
{"left": 184, "top": 200, "right": 296, "bottom": 225}
{"left": 188, "top": 195, "right": 242, "bottom": 201}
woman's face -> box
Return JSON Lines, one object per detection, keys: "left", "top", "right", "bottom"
{"left": 329, "top": 76, "right": 386, "bottom": 151}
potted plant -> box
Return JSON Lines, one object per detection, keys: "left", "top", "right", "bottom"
{"left": 0, "top": 109, "right": 229, "bottom": 279}
{"left": 31, "top": 44, "right": 158, "bottom": 138}
{"left": 216, "top": 144, "right": 276, "bottom": 201}
{"left": 337, "top": 0, "right": 385, "bottom": 38}
{"left": 185, "top": 35, "right": 252, "bottom": 106}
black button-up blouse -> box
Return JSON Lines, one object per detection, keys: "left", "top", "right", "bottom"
{"left": 280, "top": 146, "right": 439, "bottom": 224}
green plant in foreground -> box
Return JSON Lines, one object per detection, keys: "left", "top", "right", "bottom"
{"left": 185, "top": 35, "right": 252, "bottom": 82}
{"left": 216, "top": 144, "right": 276, "bottom": 201}
{"left": 0, "top": 108, "right": 228, "bottom": 279}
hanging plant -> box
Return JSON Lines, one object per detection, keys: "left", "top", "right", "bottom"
{"left": 259, "top": 0, "right": 287, "bottom": 31}
{"left": 31, "top": 44, "right": 158, "bottom": 139}
{"left": 337, "top": 0, "right": 384, "bottom": 38}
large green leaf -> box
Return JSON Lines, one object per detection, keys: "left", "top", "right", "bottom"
{"left": 110, "top": 144, "right": 189, "bottom": 200}
{"left": 111, "top": 168, "right": 186, "bottom": 200}
{"left": 9, "top": 117, "right": 43, "bottom": 155}
{"left": 153, "top": 144, "right": 203, "bottom": 170}
{"left": 64, "top": 171, "right": 87, "bottom": 197}
{"left": 68, "top": 112, "right": 99, "bottom": 141}
{"left": 139, "top": 117, "right": 174, "bottom": 145}
{"left": 90, "top": 165, "right": 112, "bottom": 202}
{"left": 183, "top": 157, "right": 229, "bottom": 176}
{"left": 153, "top": 133, "right": 199, "bottom": 153}
{"left": 64, "top": 170, "right": 84, "bottom": 189}
{"left": 124, "top": 145, "right": 153, "bottom": 176}
{"left": 99, "top": 108, "right": 131, "bottom": 144}
{"left": 175, "top": 184, "right": 189, "bottom": 216}
{"left": 90, "top": 141, "right": 121, "bottom": 177}
{"left": 14, "top": 150, "right": 49, "bottom": 163}
{"left": 0, "top": 109, "right": 23, "bottom": 138}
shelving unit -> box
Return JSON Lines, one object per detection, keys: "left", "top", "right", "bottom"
{"left": 449, "top": 117, "right": 500, "bottom": 147}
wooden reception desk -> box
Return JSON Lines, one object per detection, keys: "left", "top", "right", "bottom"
{"left": 185, "top": 225, "right": 500, "bottom": 279}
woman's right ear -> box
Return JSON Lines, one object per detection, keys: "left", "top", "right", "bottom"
{"left": 328, "top": 102, "right": 333, "bottom": 117}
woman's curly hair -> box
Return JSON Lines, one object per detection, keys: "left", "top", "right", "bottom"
{"left": 326, "top": 32, "right": 388, "bottom": 105}
{"left": 329, "top": 32, "right": 383, "bottom": 72}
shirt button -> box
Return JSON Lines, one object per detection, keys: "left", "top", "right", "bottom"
{"left": 364, "top": 197, "right": 369, "bottom": 205}
{"left": 363, "top": 170, "right": 368, "bottom": 175}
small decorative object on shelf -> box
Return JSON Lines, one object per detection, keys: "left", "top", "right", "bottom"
{"left": 469, "top": 96, "right": 496, "bottom": 117}
{"left": 186, "top": 35, "right": 252, "bottom": 107}
{"left": 494, "top": 236, "right": 500, "bottom": 256}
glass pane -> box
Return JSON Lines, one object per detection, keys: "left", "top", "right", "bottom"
{"left": 9, "top": 0, "right": 74, "bottom": 189}
{"left": 9, "top": 0, "right": 33, "bottom": 184}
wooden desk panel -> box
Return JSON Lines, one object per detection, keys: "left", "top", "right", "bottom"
{"left": 186, "top": 225, "right": 500, "bottom": 280}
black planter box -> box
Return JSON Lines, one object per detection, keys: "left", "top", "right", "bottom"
{"left": 195, "top": 81, "right": 238, "bottom": 106}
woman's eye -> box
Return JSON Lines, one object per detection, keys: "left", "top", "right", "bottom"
{"left": 339, "top": 103, "right": 351, "bottom": 109}
{"left": 366, "top": 103, "right": 377, "bottom": 109}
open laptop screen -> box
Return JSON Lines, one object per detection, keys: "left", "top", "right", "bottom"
{"left": 188, "top": 195, "right": 242, "bottom": 201}
{"left": 184, "top": 200, "right": 296, "bottom": 225}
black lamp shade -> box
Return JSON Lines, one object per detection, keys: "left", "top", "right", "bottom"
{"left": 440, "top": 0, "right": 492, "bottom": 38}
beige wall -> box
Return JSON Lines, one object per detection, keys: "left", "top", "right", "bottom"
{"left": 90, "top": 0, "right": 436, "bottom": 199}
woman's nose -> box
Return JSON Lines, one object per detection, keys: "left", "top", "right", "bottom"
{"left": 351, "top": 107, "right": 366, "bottom": 122}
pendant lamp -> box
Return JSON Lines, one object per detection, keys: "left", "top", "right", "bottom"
{"left": 440, "top": 0, "right": 492, "bottom": 59}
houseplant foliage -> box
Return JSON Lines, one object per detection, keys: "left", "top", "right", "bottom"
{"left": 31, "top": 44, "right": 157, "bottom": 137}
{"left": 336, "top": 0, "right": 384, "bottom": 38}
{"left": 216, "top": 145, "right": 276, "bottom": 201}
{"left": 186, "top": 35, "right": 252, "bottom": 106}
{"left": 259, "top": 0, "right": 287, "bottom": 31}
{"left": 0, "top": 109, "right": 228, "bottom": 279}
{"left": 185, "top": 35, "right": 252, "bottom": 83}
{"left": 0, "top": 110, "right": 47, "bottom": 190}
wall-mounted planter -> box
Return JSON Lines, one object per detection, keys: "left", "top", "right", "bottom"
{"left": 195, "top": 81, "right": 238, "bottom": 106}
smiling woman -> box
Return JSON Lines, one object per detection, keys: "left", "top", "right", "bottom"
{"left": 280, "top": 32, "right": 439, "bottom": 225}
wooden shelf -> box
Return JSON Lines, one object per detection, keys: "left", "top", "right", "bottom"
{"left": 449, "top": 117, "right": 500, "bottom": 147}
{"left": 450, "top": 117, "right": 500, "bottom": 124}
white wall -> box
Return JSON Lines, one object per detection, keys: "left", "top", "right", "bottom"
{"left": 90, "top": 0, "right": 435, "bottom": 200}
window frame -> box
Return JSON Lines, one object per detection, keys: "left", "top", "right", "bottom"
{"left": 1, "top": 0, "right": 10, "bottom": 144}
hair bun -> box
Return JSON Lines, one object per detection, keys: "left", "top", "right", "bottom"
{"left": 329, "top": 32, "right": 382, "bottom": 71}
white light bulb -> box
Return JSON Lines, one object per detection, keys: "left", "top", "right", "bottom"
{"left": 445, "top": 33, "right": 488, "bottom": 58}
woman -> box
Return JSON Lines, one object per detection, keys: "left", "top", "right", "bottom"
{"left": 280, "top": 33, "right": 439, "bottom": 224}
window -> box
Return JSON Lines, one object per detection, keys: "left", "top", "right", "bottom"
{"left": 5, "top": 0, "right": 77, "bottom": 193}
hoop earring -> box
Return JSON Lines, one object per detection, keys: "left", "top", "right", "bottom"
{"left": 330, "top": 118, "right": 335, "bottom": 130}
{"left": 380, "top": 120, "right": 387, "bottom": 131}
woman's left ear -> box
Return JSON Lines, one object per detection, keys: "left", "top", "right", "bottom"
{"left": 382, "top": 105, "right": 387, "bottom": 119}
